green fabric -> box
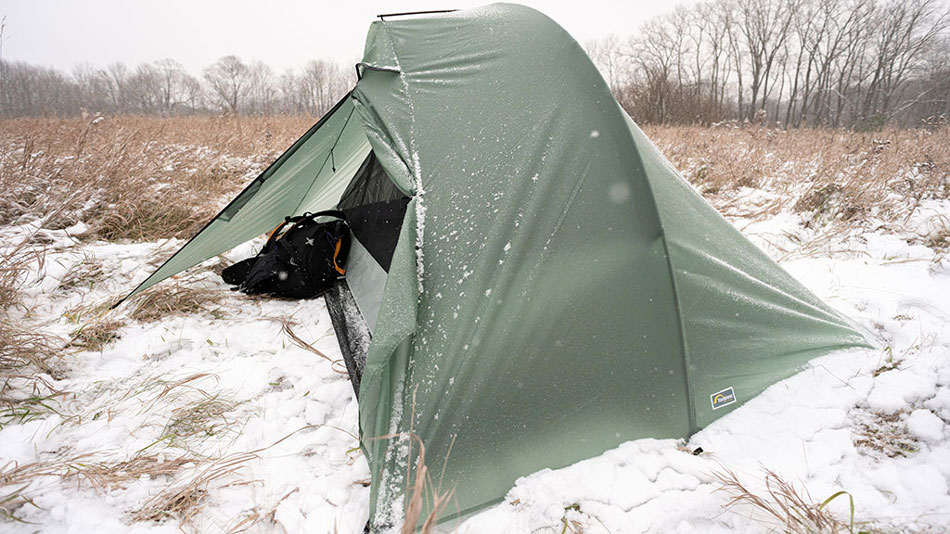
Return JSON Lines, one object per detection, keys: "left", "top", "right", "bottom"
{"left": 351, "top": 4, "right": 869, "bottom": 529}
{"left": 124, "top": 4, "right": 870, "bottom": 530}
{"left": 627, "top": 118, "right": 870, "bottom": 429}
{"left": 123, "top": 96, "right": 371, "bottom": 301}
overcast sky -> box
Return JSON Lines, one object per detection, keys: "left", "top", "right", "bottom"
{"left": 0, "top": 1, "right": 686, "bottom": 74}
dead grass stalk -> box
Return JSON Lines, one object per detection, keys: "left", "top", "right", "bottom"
{"left": 713, "top": 468, "right": 860, "bottom": 534}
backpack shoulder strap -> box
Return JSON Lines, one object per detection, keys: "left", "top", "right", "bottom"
{"left": 265, "top": 210, "right": 348, "bottom": 249}
{"left": 286, "top": 210, "right": 347, "bottom": 224}
{"left": 262, "top": 220, "right": 292, "bottom": 251}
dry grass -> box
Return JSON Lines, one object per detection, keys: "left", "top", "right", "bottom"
{"left": 280, "top": 320, "right": 350, "bottom": 375}
{"left": 119, "top": 372, "right": 242, "bottom": 453}
{"left": 852, "top": 409, "right": 920, "bottom": 459}
{"left": 1, "top": 116, "right": 944, "bottom": 248}
{"left": 0, "top": 321, "right": 59, "bottom": 383}
{"left": 397, "top": 389, "right": 456, "bottom": 534}
{"left": 559, "top": 503, "right": 586, "bottom": 534}
{"left": 0, "top": 451, "right": 192, "bottom": 519}
{"left": 0, "top": 451, "right": 200, "bottom": 523}
{"left": 56, "top": 254, "right": 103, "bottom": 292}
{"left": 70, "top": 453, "right": 197, "bottom": 490}
{"left": 131, "top": 450, "right": 258, "bottom": 525}
{"left": 714, "top": 468, "right": 862, "bottom": 534}
{"left": 0, "top": 234, "right": 44, "bottom": 310}
{"left": 646, "top": 125, "right": 950, "bottom": 255}
{"left": 63, "top": 295, "right": 125, "bottom": 352}
{"left": 2, "top": 116, "right": 943, "bottom": 250}
{"left": 0, "top": 423, "right": 360, "bottom": 528}
{"left": 162, "top": 394, "right": 239, "bottom": 447}
{"left": 2, "top": 118, "right": 948, "bottom": 531}
{"left": 280, "top": 321, "right": 334, "bottom": 362}
{"left": 397, "top": 436, "right": 455, "bottom": 534}
{"left": 1, "top": 458, "right": 68, "bottom": 521}
{"left": 0, "top": 115, "right": 316, "bottom": 242}
{"left": 131, "top": 429, "right": 318, "bottom": 528}
{"left": 0, "top": 236, "right": 65, "bottom": 428}
{"left": 127, "top": 282, "right": 223, "bottom": 323}
{"left": 68, "top": 319, "right": 123, "bottom": 352}
{"left": 225, "top": 487, "right": 299, "bottom": 533}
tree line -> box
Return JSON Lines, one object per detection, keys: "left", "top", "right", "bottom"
{"left": 585, "top": 0, "right": 950, "bottom": 128}
{"left": 0, "top": 55, "right": 353, "bottom": 118}
{"left": 2, "top": 0, "right": 948, "bottom": 128}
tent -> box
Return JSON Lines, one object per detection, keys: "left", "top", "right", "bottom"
{"left": 118, "top": 4, "right": 870, "bottom": 531}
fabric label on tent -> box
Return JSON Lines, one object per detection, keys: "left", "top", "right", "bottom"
{"left": 710, "top": 387, "right": 737, "bottom": 410}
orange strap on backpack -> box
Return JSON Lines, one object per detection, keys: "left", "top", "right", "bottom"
{"left": 332, "top": 239, "right": 346, "bottom": 275}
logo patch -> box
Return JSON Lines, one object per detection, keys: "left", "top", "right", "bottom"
{"left": 710, "top": 387, "right": 737, "bottom": 410}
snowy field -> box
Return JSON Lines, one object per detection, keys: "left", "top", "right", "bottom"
{"left": 1, "top": 128, "right": 949, "bottom": 533}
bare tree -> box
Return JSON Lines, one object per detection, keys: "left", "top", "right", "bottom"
{"left": 98, "top": 62, "right": 130, "bottom": 114}
{"left": 586, "top": 0, "right": 949, "bottom": 127}
{"left": 245, "top": 61, "right": 276, "bottom": 115}
{"left": 203, "top": 55, "right": 250, "bottom": 114}
{"left": 861, "top": 0, "right": 950, "bottom": 123}
{"left": 300, "top": 59, "right": 349, "bottom": 116}
{"left": 585, "top": 34, "right": 631, "bottom": 94}
{"left": 179, "top": 73, "right": 205, "bottom": 113}
{"left": 734, "top": 0, "right": 800, "bottom": 121}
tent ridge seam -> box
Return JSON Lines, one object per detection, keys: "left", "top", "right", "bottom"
{"left": 620, "top": 104, "right": 697, "bottom": 436}
{"left": 658, "top": 227, "right": 697, "bottom": 435}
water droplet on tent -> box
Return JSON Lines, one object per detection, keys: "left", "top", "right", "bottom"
{"left": 609, "top": 182, "right": 631, "bottom": 203}
{"left": 590, "top": 130, "right": 600, "bottom": 138}
{"left": 278, "top": 271, "right": 288, "bottom": 281}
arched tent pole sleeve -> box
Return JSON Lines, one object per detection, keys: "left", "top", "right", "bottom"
{"left": 112, "top": 91, "right": 355, "bottom": 309}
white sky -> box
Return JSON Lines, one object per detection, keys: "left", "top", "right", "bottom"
{"left": 0, "top": 1, "right": 686, "bottom": 74}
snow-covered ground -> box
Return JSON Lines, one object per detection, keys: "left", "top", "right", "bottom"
{"left": 1, "top": 195, "right": 949, "bottom": 533}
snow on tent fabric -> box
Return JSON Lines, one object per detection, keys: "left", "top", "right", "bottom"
{"left": 118, "top": 4, "right": 871, "bottom": 531}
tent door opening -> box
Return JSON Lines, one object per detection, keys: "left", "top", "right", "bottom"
{"left": 326, "top": 149, "right": 409, "bottom": 397}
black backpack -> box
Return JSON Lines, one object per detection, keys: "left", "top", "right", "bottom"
{"left": 221, "top": 210, "right": 351, "bottom": 299}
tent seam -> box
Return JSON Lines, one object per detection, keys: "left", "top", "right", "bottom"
{"left": 619, "top": 108, "right": 697, "bottom": 435}
{"left": 657, "top": 229, "right": 697, "bottom": 435}
{"left": 378, "top": 20, "right": 427, "bottom": 297}
{"left": 362, "top": 26, "right": 426, "bottom": 528}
